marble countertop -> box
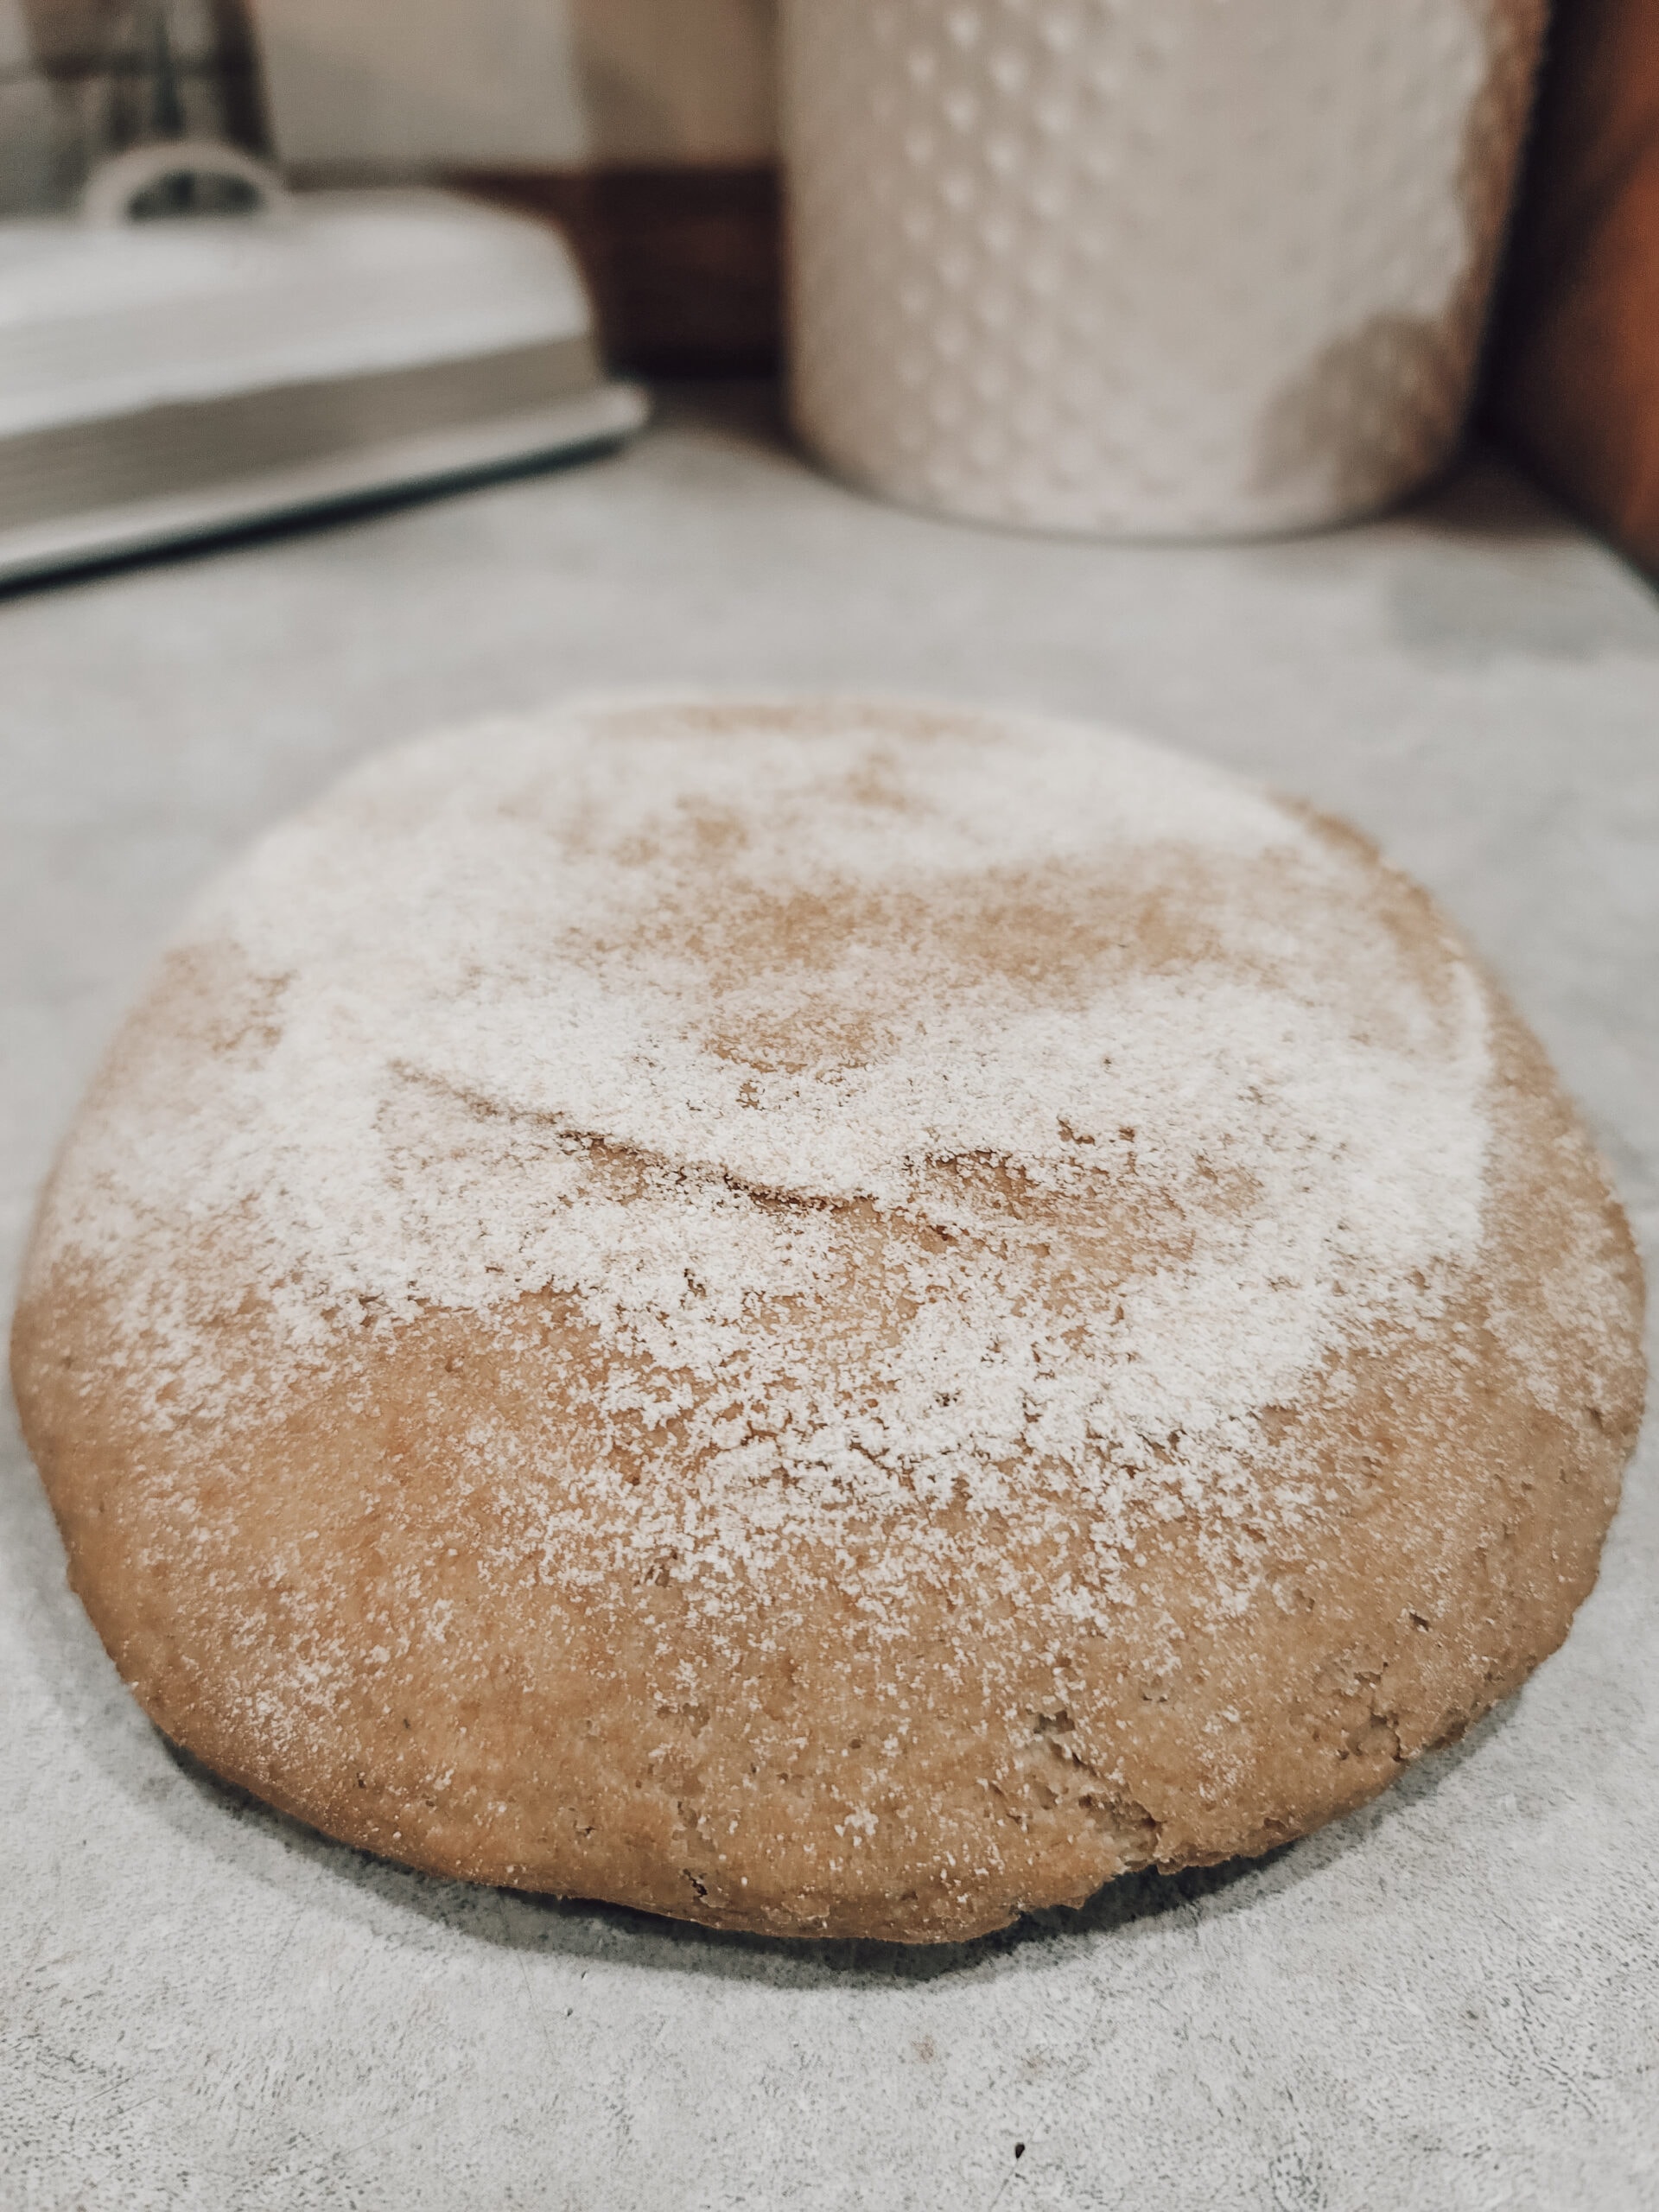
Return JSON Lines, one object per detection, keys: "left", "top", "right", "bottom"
{"left": 3, "top": 389, "right": 1655, "bottom": 2212}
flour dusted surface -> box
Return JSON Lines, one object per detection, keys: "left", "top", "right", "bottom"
{"left": 22, "top": 694, "right": 1641, "bottom": 1941}
{"left": 49, "top": 698, "right": 1492, "bottom": 1584}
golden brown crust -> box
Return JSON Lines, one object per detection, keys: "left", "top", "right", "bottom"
{"left": 9, "top": 701, "right": 1645, "bottom": 1942}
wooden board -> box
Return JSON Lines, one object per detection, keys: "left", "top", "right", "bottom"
{"left": 1490, "top": 0, "right": 1659, "bottom": 570}
{"left": 453, "top": 164, "right": 781, "bottom": 378}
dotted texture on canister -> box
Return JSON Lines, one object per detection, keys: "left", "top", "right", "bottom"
{"left": 782, "top": 0, "right": 1545, "bottom": 537}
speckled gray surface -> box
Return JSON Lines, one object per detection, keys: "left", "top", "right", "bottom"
{"left": 3, "top": 389, "right": 1656, "bottom": 2212}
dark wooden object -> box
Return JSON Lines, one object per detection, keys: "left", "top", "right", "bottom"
{"left": 1490, "top": 0, "right": 1659, "bottom": 569}
{"left": 451, "top": 163, "right": 782, "bottom": 379}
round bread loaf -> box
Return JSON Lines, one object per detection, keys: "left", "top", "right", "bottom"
{"left": 12, "top": 697, "right": 1645, "bottom": 1942}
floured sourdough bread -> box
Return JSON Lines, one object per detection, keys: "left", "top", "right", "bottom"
{"left": 12, "top": 697, "right": 1645, "bottom": 1942}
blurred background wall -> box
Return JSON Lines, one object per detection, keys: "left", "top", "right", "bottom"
{"left": 0, "top": 0, "right": 777, "bottom": 181}
{"left": 257, "top": 0, "right": 775, "bottom": 170}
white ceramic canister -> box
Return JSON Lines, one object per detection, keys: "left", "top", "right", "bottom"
{"left": 781, "top": 0, "right": 1546, "bottom": 536}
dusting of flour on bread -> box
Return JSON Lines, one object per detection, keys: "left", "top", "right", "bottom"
{"left": 41, "top": 697, "right": 1497, "bottom": 1609}
{"left": 19, "top": 693, "right": 1643, "bottom": 1942}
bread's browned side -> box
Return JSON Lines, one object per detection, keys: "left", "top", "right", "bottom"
{"left": 10, "top": 981, "right": 1642, "bottom": 1945}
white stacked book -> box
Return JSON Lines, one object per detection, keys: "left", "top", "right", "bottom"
{"left": 0, "top": 140, "right": 647, "bottom": 585}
